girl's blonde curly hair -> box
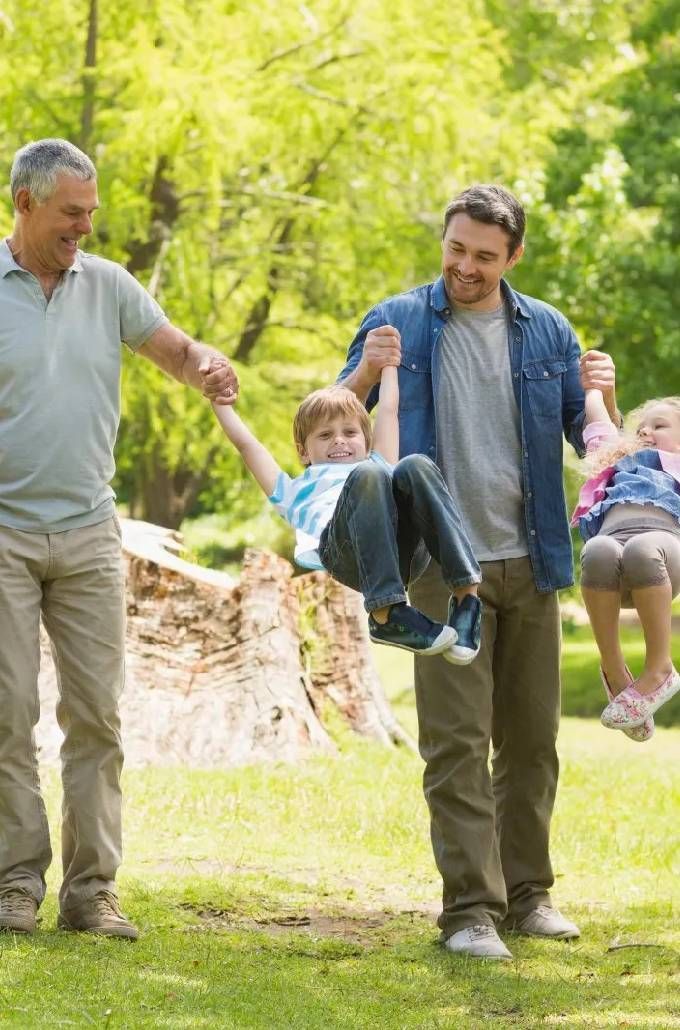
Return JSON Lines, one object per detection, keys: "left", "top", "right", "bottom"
{"left": 587, "top": 396, "right": 680, "bottom": 473}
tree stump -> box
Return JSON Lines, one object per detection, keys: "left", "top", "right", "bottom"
{"left": 36, "top": 519, "right": 414, "bottom": 767}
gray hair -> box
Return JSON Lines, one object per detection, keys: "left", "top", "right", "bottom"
{"left": 10, "top": 138, "right": 96, "bottom": 204}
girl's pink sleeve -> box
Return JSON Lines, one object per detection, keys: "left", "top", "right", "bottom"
{"left": 583, "top": 420, "right": 618, "bottom": 454}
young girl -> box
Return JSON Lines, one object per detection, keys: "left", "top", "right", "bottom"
{"left": 210, "top": 365, "right": 483, "bottom": 664}
{"left": 572, "top": 390, "right": 680, "bottom": 740}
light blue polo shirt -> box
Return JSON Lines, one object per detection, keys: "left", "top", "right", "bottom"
{"left": 0, "top": 240, "right": 168, "bottom": 532}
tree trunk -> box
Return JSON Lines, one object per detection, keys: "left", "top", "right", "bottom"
{"left": 78, "top": 0, "right": 98, "bottom": 152}
{"left": 36, "top": 519, "right": 414, "bottom": 767}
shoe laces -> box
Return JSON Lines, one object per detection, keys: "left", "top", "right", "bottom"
{"left": 0, "top": 887, "right": 35, "bottom": 914}
{"left": 90, "top": 890, "right": 123, "bottom": 919}
{"left": 467, "top": 924, "right": 496, "bottom": 941}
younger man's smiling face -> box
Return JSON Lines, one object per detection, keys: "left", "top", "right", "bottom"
{"left": 441, "top": 213, "right": 523, "bottom": 311}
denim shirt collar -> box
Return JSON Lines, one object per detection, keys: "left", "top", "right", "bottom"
{"left": 429, "top": 275, "right": 532, "bottom": 321}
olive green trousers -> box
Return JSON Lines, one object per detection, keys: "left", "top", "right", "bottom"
{"left": 410, "top": 556, "right": 561, "bottom": 936}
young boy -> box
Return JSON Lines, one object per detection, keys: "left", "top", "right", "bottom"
{"left": 210, "top": 365, "right": 482, "bottom": 662}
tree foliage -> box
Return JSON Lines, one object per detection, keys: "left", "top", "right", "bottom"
{"left": 0, "top": 0, "right": 677, "bottom": 527}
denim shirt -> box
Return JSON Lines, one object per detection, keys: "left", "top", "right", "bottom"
{"left": 338, "top": 277, "right": 586, "bottom": 593}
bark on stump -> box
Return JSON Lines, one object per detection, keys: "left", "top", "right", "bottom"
{"left": 36, "top": 519, "right": 414, "bottom": 767}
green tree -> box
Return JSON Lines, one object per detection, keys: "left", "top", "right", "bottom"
{"left": 2, "top": 0, "right": 661, "bottom": 528}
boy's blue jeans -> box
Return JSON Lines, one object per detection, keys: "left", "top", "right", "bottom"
{"left": 318, "top": 454, "right": 481, "bottom": 612}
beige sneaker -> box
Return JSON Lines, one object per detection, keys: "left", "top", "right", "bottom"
{"left": 444, "top": 924, "right": 513, "bottom": 960}
{"left": 513, "top": 905, "right": 580, "bottom": 940}
{"left": 0, "top": 887, "right": 38, "bottom": 933}
{"left": 58, "top": 890, "right": 139, "bottom": 940}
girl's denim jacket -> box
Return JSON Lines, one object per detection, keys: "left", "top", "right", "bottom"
{"left": 339, "top": 277, "right": 586, "bottom": 593}
{"left": 572, "top": 421, "right": 680, "bottom": 541}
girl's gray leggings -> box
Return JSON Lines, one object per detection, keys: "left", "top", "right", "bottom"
{"left": 581, "top": 529, "right": 680, "bottom": 607}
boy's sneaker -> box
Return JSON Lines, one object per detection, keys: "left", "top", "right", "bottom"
{"left": 444, "top": 594, "right": 482, "bottom": 665}
{"left": 368, "top": 604, "right": 456, "bottom": 656}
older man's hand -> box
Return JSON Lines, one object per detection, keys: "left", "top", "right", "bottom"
{"left": 199, "top": 357, "right": 239, "bottom": 405}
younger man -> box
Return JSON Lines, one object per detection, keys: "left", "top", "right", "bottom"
{"left": 211, "top": 366, "right": 482, "bottom": 661}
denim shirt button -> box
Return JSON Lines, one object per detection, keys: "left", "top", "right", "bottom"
{"left": 513, "top": 372, "right": 519, "bottom": 378}
{"left": 411, "top": 363, "right": 417, "bottom": 370}
{"left": 530, "top": 529, "right": 536, "bottom": 536}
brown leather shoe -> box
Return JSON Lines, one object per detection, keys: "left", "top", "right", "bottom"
{"left": 58, "top": 890, "right": 139, "bottom": 940}
{"left": 0, "top": 887, "right": 38, "bottom": 933}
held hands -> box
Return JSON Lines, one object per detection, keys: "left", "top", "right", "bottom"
{"left": 361, "top": 325, "right": 401, "bottom": 383}
{"left": 580, "top": 349, "right": 620, "bottom": 427}
{"left": 199, "top": 356, "right": 239, "bottom": 405}
{"left": 579, "top": 350, "right": 615, "bottom": 395}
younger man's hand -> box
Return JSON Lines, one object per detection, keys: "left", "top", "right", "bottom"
{"left": 579, "top": 350, "right": 615, "bottom": 394}
{"left": 199, "top": 357, "right": 239, "bottom": 405}
{"left": 361, "top": 325, "right": 401, "bottom": 383}
{"left": 580, "top": 349, "right": 621, "bottom": 427}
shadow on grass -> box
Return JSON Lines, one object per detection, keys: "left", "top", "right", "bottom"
{"left": 2, "top": 894, "right": 677, "bottom": 1029}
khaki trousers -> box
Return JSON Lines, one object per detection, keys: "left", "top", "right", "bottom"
{"left": 0, "top": 517, "right": 125, "bottom": 910}
{"left": 409, "top": 556, "right": 561, "bottom": 936}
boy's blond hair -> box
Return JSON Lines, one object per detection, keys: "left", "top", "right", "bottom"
{"left": 587, "top": 396, "right": 680, "bottom": 473}
{"left": 293, "top": 386, "right": 372, "bottom": 464}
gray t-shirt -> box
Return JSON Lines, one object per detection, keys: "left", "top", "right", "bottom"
{"left": 435, "top": 302, "right": 528, "bottom": 562}
{"left": 0, "top": 241, "right": 168, "bottom": 532}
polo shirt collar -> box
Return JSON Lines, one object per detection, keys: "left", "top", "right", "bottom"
{"left": 0, "top": 238, "right": 83, "bottom": 277}
{"left": 0, "top": 239, "right": 20, "bottom": 278}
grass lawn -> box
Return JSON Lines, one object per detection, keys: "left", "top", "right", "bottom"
{"left": 2, "top": 641, "right": 679, "bottom": 1028}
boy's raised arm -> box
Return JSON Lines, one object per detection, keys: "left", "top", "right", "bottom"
{"left": 211, "top": 402, "right": 282, "bottom": 497}
{"left": 372, "top": 364, "right": 399, "bottom": 464}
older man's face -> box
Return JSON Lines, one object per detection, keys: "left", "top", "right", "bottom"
{"left": 24, "top": 173, "right": 99, "bottom": 272}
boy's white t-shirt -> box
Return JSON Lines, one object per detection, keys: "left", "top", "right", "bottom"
{"left": 269, "top": 451, "right": 392, "bottom": 569}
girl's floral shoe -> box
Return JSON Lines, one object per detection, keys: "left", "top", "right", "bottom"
{"left": 601, "top": 668, "right": 680, "bottom": 730}
{"left": 600, "top": 667, "right": 654, "bottom": 742}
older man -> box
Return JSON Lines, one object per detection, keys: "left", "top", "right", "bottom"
{"left": 0, "top": 139, "right": 237, "bottom": 939}
{"left": 340, "top": 185, "right": 618, "bottom": 959}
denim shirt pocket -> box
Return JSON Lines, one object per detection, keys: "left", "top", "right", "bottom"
{"left": 522, "top": 357, "right": 567, "bottom": 419}
{"left": 398, "top": 347, "right": 431, "bottom": 411}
